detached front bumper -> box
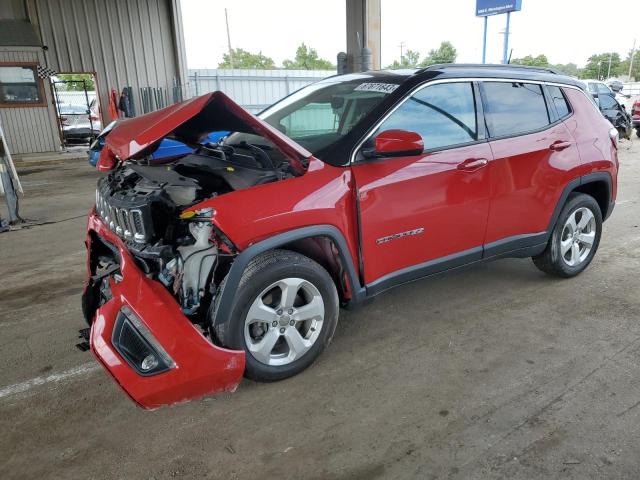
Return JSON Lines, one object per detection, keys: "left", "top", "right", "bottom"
{"left": 84, "top": 211, "right": 245, "bottom": 409}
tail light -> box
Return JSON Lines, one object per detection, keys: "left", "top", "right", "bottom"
{"left": 632, "top": 101, "right": 640, "bottom": 116}
{"left": 609, "top": 127, "right": 619, "bottom": 149}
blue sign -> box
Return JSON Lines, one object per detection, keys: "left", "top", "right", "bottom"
{"left": 476, "top": 0, "right": 522, "bottom": 16}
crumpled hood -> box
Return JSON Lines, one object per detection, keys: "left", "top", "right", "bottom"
{"left": 104, "top": 91, "right": 311, "bottom": 172}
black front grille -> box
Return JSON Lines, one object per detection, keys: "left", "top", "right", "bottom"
{"left": 95, "top": 181, "right": 156, "bottom": 244}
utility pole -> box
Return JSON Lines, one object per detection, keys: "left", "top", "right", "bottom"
{"left": 607, "top": 52, "right": 612, "bottom": 79}
{"left": 629, "top": 39, "right": 637, "bottom": 80}
{"left": 398, "top": 41, "right": 405, "bottom": 64}
{"left": 225, "top": 8, "right": 234, "bottom": 68}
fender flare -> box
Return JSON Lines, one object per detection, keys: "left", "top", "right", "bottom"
{"left": 545, "top": 172, "right": 613, "bottom": 237}
{"left": 212, "top": 225, "right": 365, "bottom": 327}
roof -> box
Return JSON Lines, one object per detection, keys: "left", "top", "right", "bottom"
{"left": 368, "top": 64, "right": 584, "bottom": 89}
{"left": 0, "top": 20, "right": 41, "bottom": 46}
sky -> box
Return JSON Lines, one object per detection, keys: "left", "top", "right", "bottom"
{"left": 181, "top": 0, "right": 639, "bottom": 69}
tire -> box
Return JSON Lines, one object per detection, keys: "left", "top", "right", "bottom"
{"left": 636, "top": 128, "right": 640, "bottom": 139}
{"left": 532, "top": 193, "right": 602, "bottom": 278}
{"left": 213, "top": 249, "right": 339, "bottom": 382}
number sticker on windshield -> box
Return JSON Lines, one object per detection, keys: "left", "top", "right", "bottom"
{"left": 354, "top": 83, "right": 399, "bottom": 94}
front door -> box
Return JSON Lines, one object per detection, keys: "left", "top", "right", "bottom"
{"left": 351, "top": 81, "right": 492, "bottom": 289}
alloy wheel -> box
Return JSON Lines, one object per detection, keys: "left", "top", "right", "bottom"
{"left": 560, "top": 207, "right": 596, "bottom": 267}
{"left": 244, "top": 278, "right": 325, "bottom": 366}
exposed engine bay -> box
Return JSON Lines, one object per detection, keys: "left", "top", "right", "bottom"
{"left": 93, "top": 141, "right": 296, "bottom": 322}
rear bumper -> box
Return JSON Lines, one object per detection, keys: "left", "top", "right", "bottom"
{"left": 85, "top": 212, "right": 245, "bottom": 409}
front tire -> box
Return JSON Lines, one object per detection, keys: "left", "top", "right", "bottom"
{"left": 214, "top": 250, "right": 339, "bottom": 382}
{"left": 532, "top": 193, "right": 602, "bottom": 278}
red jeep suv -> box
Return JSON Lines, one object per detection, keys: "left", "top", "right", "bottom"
{"left": 83, "top": 65, "right": 618, "bottom": 408}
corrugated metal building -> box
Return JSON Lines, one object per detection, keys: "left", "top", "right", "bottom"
{"left": 188, "top": 69, "right": 335, "bottom": 113}
{"left": 0, "top": 0, "right": 187, "bottom": 155}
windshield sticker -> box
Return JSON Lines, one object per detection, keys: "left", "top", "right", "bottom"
{"left": 354, "top": 83, "right": 399, "bottom": 94}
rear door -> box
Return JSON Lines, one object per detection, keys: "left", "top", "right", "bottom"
{"left": 481, "top": 81, "right": 583, "bottom": 254}
{"left": 351, "top": 81, "right": 492, "bottom": 288}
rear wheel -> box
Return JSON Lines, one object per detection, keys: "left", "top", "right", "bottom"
{"left": 532, "top": 193, "right": 602, "bottom": 278}
{"left": 214, "top": 250, "right": 339, "bottom": 381}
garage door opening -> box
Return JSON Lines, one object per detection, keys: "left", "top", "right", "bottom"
{"left": 52, "top": 73, "right": 102, "bottom": 148}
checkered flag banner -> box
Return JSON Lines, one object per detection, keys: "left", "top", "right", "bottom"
{"left": 37, "top": 65, "right": 57, "bottom": 78}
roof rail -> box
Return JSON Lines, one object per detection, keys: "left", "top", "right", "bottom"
{"left": 416, "top": 63, "right": 561, "bottom": 75}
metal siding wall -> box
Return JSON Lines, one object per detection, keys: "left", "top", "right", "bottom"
{"left": 30, "top": 0, "right": 181, "bottom": 124}
{"left": 188, "top": 69, "right": 334, "bottom": 113}
{"left": 0, "top": 47, "right": 60, "bottom": 154}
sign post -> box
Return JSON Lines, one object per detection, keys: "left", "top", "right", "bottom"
{"left": 476, "top": 0, "right": 522, "bottom": 64}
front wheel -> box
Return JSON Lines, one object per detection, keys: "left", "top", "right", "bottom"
{"left": 213, "top": 250, "right": 339, "bottom": 382}
{"left": 532, "top": 193, "right": 602, "bottom": 278}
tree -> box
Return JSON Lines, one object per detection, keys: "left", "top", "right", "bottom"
{"left": 550, "top": 63, "right": 580, "bottom": 77}
{"left": 384, "top": 49, "right": 421, "bottom": 69}
{"left": 581, "top": 53, "right": 621, "bottom": 80}
{"left": 218, "top": 48, "right": 275, "bottom": 69}
{"left": 511, "top": 54, "right": 549, "bottom": 67}
{"left": 282, "top": 43, "right": 335, "bottom": 70}
{"left": 420, "top": 41, "right": 457, "bottom": 67}
{"left": 56, "top": 73, "right": 95, "bottom": 91}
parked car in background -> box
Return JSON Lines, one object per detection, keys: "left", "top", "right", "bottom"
{"left": 576, "top": 80, "right": 633, "bottom": 139}
{"left": 607, "top": 80, "right": 624, "bottom": 93}
{"left": 579, "top": 79, "right": 614, "bottom": 103}
{"left": 596, "top": 92, "right": 633, "bottom": 139}
{"left": 88, "top": 123, "right": 228, "bottom": 166}
{"left": 58, "top": 102, "right": 102, "bottom": 143}
{"left": 82, "top": 65, "right": 618, "bottom": 408}
{"left": 633, "top": 100, "right": 640, "bottom": 138}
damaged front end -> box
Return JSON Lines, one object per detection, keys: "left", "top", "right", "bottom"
{"left": 82, "top": 92, "right": 313, "bottom": 408}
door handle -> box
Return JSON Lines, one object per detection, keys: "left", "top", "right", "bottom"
{"left": 549, "top": 140, "right": 572, "bottom": 151}
{"left": 457, "top": 158, "right": 488, "bottom": 172}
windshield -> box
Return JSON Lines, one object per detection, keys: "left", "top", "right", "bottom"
{"left": 59, "top": 104, "right": 89, "bottom": 114}
{"left": 226, "top": 75, "right": 401, "bottom": 155}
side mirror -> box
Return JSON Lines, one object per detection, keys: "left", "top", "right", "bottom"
{"left": 363, "top": 129, "right": 424, "bottom": 158}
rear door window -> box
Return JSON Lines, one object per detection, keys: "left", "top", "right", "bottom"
{"left": 547, "top": 86, "right": 571, "bottom": 118}
{"left": 482, "top": 82, "right": 550, "bottom": 137}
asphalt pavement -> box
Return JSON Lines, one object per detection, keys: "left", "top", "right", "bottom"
{"left": 1, "top": 140, "right": 640, "bottom": 479}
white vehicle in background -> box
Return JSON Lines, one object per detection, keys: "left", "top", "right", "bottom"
{"left": 578, "top": 79, "right": 614, "bottom": 105}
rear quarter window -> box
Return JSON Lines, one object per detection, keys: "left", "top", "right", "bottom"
{"left": 547, "top": 86, "right": 571, "bottom": 118}
{"left": 482, "top": 82, "right": 550, "bottom": 138}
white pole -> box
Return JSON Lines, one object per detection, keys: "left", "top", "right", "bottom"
{"left": 0, "top": 118, "right": 23, "bottom": 225}
{"left": 0, "top": 119, "right": 22, "bottom": 194}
